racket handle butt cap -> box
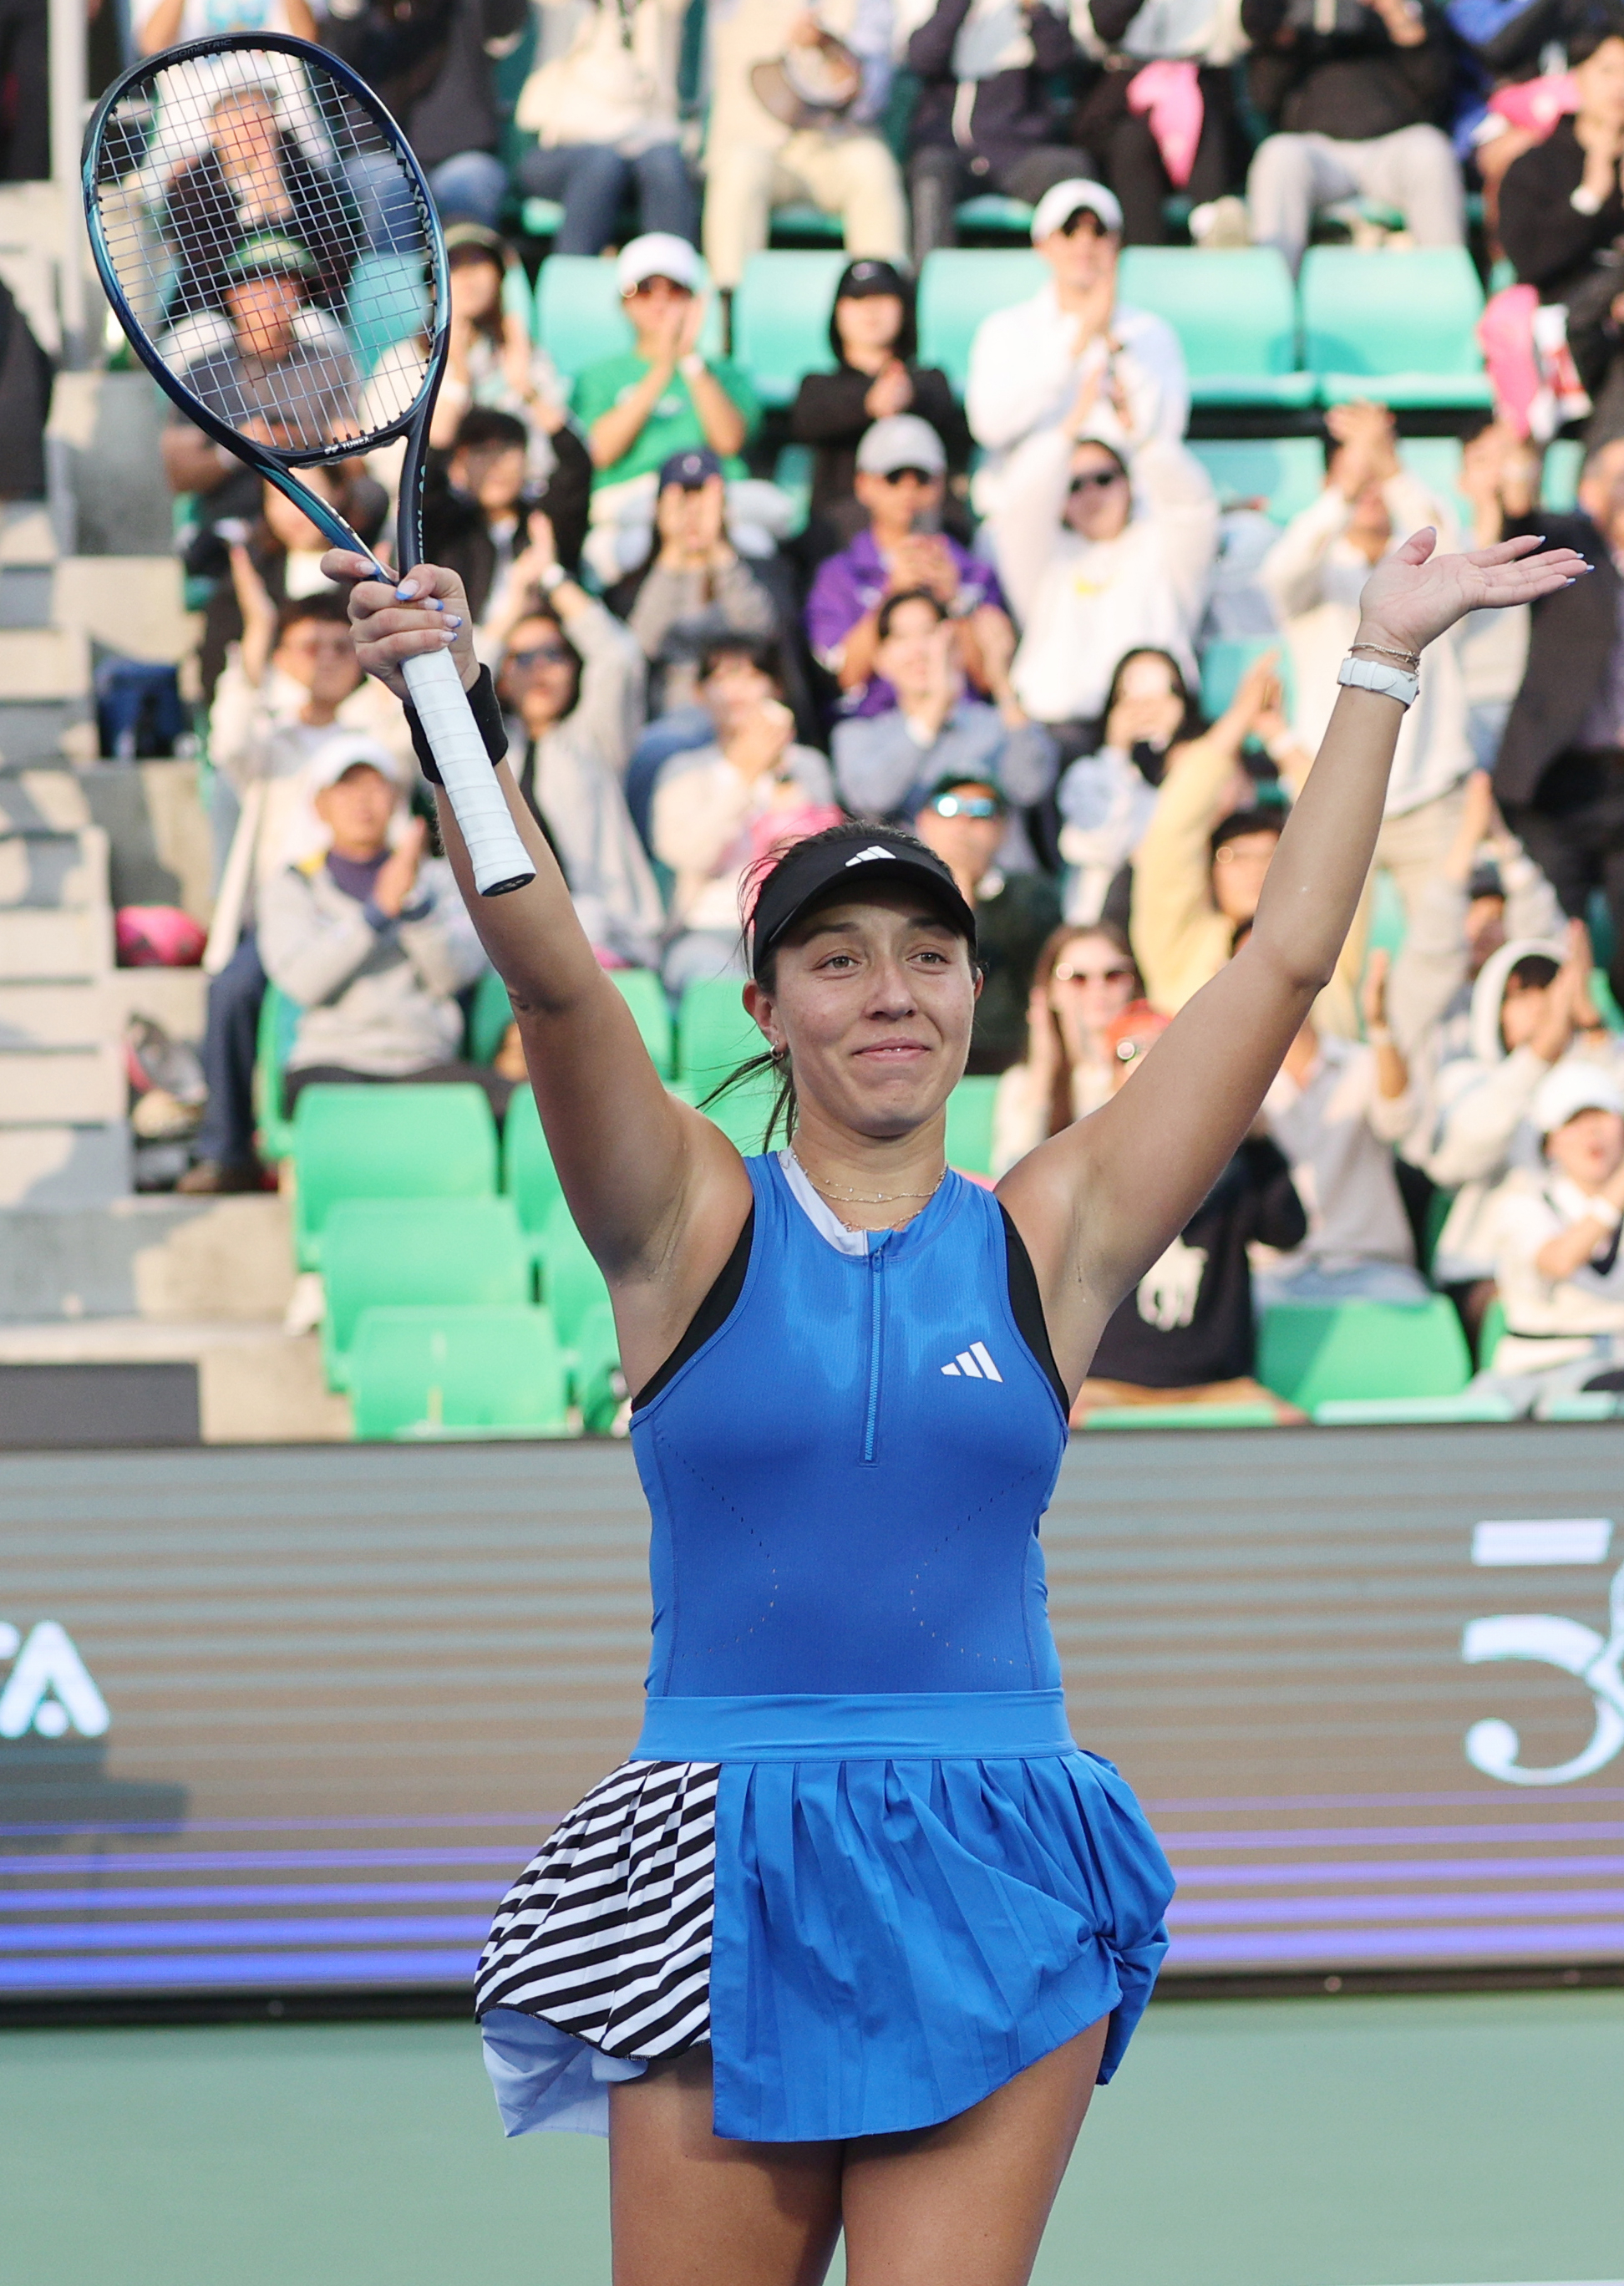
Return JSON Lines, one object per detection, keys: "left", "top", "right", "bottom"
{"left": 398, "top": 646, "right": 536, "bottom": 899}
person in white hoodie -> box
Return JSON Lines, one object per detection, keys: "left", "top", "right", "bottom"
{"left": 987, "top": 353, "right": 1217, "bottom": 742}
{"left": 966, "top": 177, "right": 1190, "bottom": 511}
{"left": 1262, "top": 400, "right": 1476, "bottom": 921}
{"left": 1419, "top": 925, "right": 1621, "bottom": 1311}
{"left": 1476, "top": 1061, "right": 1624, "bottom": 1410}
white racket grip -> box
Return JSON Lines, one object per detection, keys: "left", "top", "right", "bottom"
{"left": 400, "top": 646, "right": 536, "bottom": 897}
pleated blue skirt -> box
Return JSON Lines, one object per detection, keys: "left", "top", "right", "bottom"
{"left": 480, "top": 1689, "right": 1174, "bottom": 2145}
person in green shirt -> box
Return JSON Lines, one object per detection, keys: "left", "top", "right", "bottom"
{"left": 572, "top": 231, "right": 760, "bottom": 494}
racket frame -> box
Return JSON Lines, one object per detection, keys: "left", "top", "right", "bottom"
{"left": 83, "top": 32, "right": 537, "bottom": 898}
{"left": 81, "top": 29, "right": 449, "bottom": 583}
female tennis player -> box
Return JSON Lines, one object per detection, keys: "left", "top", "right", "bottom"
{"left": 332, "top": 526, "right": 1584, "bottom": 2286}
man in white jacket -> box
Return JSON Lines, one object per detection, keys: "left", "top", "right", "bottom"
{"left": 966, "top": 177, "right": 1190, "bottom": 513}
{"left": 1261, "top": 399, "right": 1474, "bottom": 918}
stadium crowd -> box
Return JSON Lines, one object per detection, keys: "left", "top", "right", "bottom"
{"left": 40, "top": 0, "right": 1624, "bottom": 1420}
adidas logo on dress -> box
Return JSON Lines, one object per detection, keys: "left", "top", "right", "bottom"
{"left": 941, "top": 1342, "right": 1002, "bottom": 1382}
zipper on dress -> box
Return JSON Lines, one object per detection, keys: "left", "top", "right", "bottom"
{"left": 862, "top": 1243, "right": 885, "bottom": 1464}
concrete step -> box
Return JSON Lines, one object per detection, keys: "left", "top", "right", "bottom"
{"left": 0, "top": 1122, "right": 130, "bottom": 1206}
{"left": 0, "top": 565, "right": 53, "bottom": 628}
{"left": 53, "top": 556, "right": 199, "bottom": 665}
{"left": 0, "top": 982, "right": 104, "bottom": 1047}
{"left": 0, "top": 625, "right": 89, "bottom": 701}
{"left": 0, "top": 826, "right": 109, "bottom": 909}
{"left": 0, "top": 1193, "right": 292, "bottom": 1322}
{"left": 0, "top": 906, "right": 111, "bottom": 981}
{"left": 0, "top": 1319, "right": 348, "bottom": 1443}
{"left": 0, "top": 768, "right": 92, "bottom": 833}
{"left": 0, "top": 1044, "right": 124, "bottom": 1122}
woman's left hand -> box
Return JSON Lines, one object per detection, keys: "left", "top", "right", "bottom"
{"left": 1355, "top": 528, "right": 1590, "bottom": 660}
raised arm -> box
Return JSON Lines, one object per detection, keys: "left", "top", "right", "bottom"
{"left": 998, "top": 529, "right": 1590, "bottom": 1393}
{"left": 323, "top": 550, "right": 754, "bottom": 1391}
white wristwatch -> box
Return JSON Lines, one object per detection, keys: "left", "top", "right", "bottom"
{"left": 1337, "top": 654, "right": 1418, "bottom": 708}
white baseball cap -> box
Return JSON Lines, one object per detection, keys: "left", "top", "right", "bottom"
{"left": 616, "top": 232, "right": 700, "bottom": 297}
{"left": 307, "top": 732, "right": 407, "bottom": 793}
{"left": 855, "top": 414, "right": 946, "bottom": 478}
{"left": 1534, "top": 1059, "right": 1624, "bottom": 1135}
{"left": 1030, "top": 178, "right": 1124, "bottom": 243}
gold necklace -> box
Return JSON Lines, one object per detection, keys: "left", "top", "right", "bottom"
{"left": 790, "top": 1149, "right": 948, "bottom": 1207}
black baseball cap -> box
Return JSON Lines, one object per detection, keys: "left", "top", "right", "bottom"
{"left": 659, "top": 446, "right": 723, "bottom": 490}
{"left": 835, "top": 257, "right": 907, "bottom": 300}
{"left": 747, "top": 828, "right": 977, "bottom": 979}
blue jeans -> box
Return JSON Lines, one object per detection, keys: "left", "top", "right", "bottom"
{"left": 194, "top": 931, "right": 266, "bottom": 1168}
{"left": 428, "top": 150, "right": 510, "bottom": 230}
{"left": 515, "top": 140, "right": 697, "bottom": 255}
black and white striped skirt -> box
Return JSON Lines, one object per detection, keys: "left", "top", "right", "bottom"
{"left": 475, "top": 1758, "right": 718, "bottom": 2060}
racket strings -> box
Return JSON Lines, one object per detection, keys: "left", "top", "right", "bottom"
{"left": 93, "top": 46, "right": 435, "bottom": 453}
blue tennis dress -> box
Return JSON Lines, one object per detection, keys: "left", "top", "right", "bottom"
{"left": 476, "top": 1152, "right": 1175, "bottom": 2143}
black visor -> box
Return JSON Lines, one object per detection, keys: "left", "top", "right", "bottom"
{"left": 747, "top": 831, "right": 977, "bottom": 979}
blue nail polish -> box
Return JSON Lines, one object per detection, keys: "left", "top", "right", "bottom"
{"left": 445, "top": 615, "right": 463, "bottom": 629}
{"left": 395, "top": 581, "right": 417, "bottom": 600}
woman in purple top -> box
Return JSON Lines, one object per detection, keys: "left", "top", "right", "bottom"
{"left": 804, "top": 413, "right": 1012, "bottom": 719}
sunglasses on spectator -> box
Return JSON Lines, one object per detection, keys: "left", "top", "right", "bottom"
{"left": 1068, "top": 466, "right": 1124, "bottom": 495}
{"left": 1053, "top": 962, "right": 1134, "bottom": 985}
{"left": 929, "top": 792, "right": 1002, "bottom": 820}
{"left": 880, "top": 465, "right": 937, "bottom": 485}
{"left": 507, "top": 643, "right": 572, "bottom": 669}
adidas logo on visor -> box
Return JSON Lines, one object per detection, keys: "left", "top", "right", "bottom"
{"left": 941, "top": 1342, "right": 1002, "bottom": 1381}
{"left": 845, "top": 846, "right": 898, "bottom": 866}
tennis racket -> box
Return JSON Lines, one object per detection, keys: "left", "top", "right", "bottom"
{"left": 83, "top": 31, "right": 535, "bottom": 897}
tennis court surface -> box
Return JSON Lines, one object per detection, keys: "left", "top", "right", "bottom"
{"left": 3, "top": 1988, "right": 1617, "bottom": 2286}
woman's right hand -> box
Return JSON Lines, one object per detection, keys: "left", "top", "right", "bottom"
{"left": 1354, "top": 530, "right": 1591, "bottom": 663}
{"left": 321, "top": 551, "right": 476, "bottom": 700}
{"left": 864, "top": 360, "right": 913, "bottom": 420}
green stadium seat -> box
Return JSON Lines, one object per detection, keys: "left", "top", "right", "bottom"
{"left": 1189, "top": 436, "right": 1324, "bottom": 525}
{"left": 571, "top": 1295, "right": 626, "bottom": 1430}
{"left": 1368, "top": 866, "right": 1408, "bottom": 959}
{"left": 1258, "top": 1296, "right": 1470, "bottom": 1411}
{"left": 1117, "top": 246, "right": 1312, "bottom": 408}
{"left": 1198, "top": 636, "right": 1296, "bottom": 724}
{"left": 346, "top": 252, "right": 428, "bottom": 377}
{"left": 1083, "top": 1402, "right": 1281, "bottom": 1430}
{"left": 1300, "top": 247, "right": 1492, "bottom": 408}
{"left": 769, "top": 203, "right": 845, "bottom": 245}
{"left": 540, "top": 1196, "right": 612, "bottom": 1348}
{"left": 1477, "top": 1293, "right": 1506, "bottom": 1370}
{"left": 1543, "top": 437, "right": 1583, "bottom": 511}
{"left": 610, "top": 966, "right": 674, "bottom": 1076}
{"left": 322, "top": 1196, "right": 530, "bottom": 1389}
{"left": 954, "top": 194, "right": 1034, "bottom": 239}
{"left": 679, "top": 1068, "right": 784, "bottom": 1155}
{"left": 519, "top": 197, "right": 565, "bottom": 240}
{"left": 466, "top": 967, "right": 512, "bottom": 1065}
{"left": 916, "top": 248, "right": 1045, "bottom": 394}
{"left": 501, "top": 258, "right": 536, "bottom": 341}
{"left": 291, "top": 1083, "right": 497, "bottom": 1272}
{"left": 348, "top": 1303, "right": 567, "bottom": 1439}
{"left": 253, "top": 982, "right": 300, "bottom": 1163}
{"left": 677, "top": 975, "right": 759, "bottom": 1089}
{"left": 945, "top": 1075, "right": 999, "bottom": 1175}
{"left": 733, "top": 251, "right": 845, "bottom": 407}
{"left": 773, "top": 443, "right": 815, "bottom": 536}
{"left": 536, "top": 254, "right": 724, "bottom": 381}
{"left": 1312, "top": 1390, "right": 1518, "bottom": 1425}
{"left": 503, "top": 1085, "right": 565, "bottom": 1253}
